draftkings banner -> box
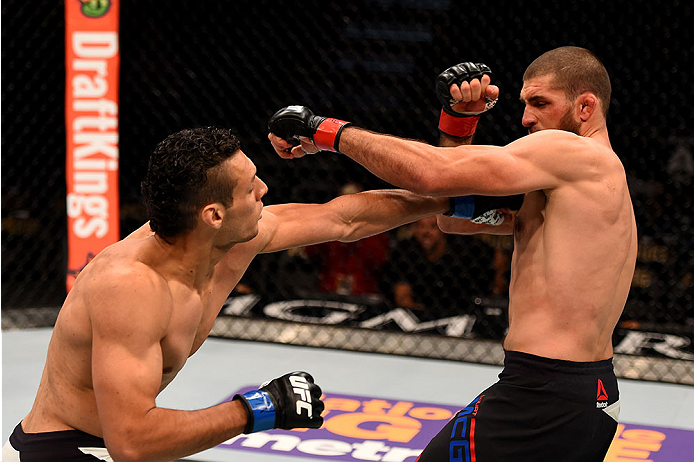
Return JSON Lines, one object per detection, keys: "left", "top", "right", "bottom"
{"left": 65, "top": 0, "right": 120, "bottom": 290}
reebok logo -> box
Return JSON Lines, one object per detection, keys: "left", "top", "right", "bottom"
{"left": 596, "top": 379, "right": 609, "bottom": 408}
{"left": 290, "top": 375, "right": 313, "bottom": 417}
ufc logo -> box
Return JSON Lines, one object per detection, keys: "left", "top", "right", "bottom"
{"left": 289, "top": 375, "right": 313, "bottom": 417}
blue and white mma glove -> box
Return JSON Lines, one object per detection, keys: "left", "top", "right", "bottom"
{"left": 446, "top": 194, "right": 524, "bottom": 225}
{"left": 233, "top": 371, "right": 324, "bottom": 433}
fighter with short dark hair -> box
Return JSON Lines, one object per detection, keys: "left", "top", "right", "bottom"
{"left": 268, "top": 46, "right": 636, "bottom": 462}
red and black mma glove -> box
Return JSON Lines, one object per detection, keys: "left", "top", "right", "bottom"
{"left": 435, "top": 62, "right": 498, "bottom": 138}
{"left": 233, "top": 371, "right": 324, "bottom": 434}
{"left": 268, "top": 105, "right": 350, "bottom": 153}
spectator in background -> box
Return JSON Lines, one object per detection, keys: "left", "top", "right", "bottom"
{"left": 666, "top": 136, "right": 694, "bottom": 188}
{"left": 477, "top": 234, "right": 514, "bottom": 299}
{"left": 386, "top": 215, "right": 493, "bottom": 317}
{"left": 302, "top": 182, "right": 390, "bottom": 298}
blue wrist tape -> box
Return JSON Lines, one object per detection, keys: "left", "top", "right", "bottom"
{"left": 444, "top": 196, "right": 475, "bottom": 219}
{"left": 241, "top": 389, "right": 276, "bottom": 432}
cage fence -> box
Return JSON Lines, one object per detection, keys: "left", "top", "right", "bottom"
{"left": 2, "top": 0, "right": 693, "bottom": 385}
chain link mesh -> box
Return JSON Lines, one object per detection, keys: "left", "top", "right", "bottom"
{"left": 2, "top": 0, "right": 692, "bottom": 383}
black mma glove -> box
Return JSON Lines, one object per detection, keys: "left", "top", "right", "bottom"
{"left": 233, "top": 371, "right": 325, "bottom": 433}
{"left": 445, "top": 194, "right": 524, "bottom": 225}
{"left": 268, "top": 106, "right": 350, "bottom": 152}
{"left": 435, "top": 62, "right": 498, "bottom": 137}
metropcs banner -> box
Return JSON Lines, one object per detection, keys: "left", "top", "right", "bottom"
{"left": 65, "top": 0, "right": 120, "bottom": 290}
{"left": 221, "top": 389, "right": 693, "bottom": 462}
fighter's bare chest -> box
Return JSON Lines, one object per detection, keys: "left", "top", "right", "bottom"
{"left": 159, "top": 289, "right": 222, "bottom": 378}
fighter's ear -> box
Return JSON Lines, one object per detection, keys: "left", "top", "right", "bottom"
{"left": 577, "top": 92, "right": 598, "bottom": 122}
{"left": 201, "top": 203, "right": 225, "bottom": 229}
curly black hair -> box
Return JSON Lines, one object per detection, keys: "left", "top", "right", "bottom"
{"left": 141, "top": 127, "right": 241, "bottom": 240}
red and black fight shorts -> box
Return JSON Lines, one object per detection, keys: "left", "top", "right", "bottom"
{"left": 416, "top": 350, "right": 620, "bottom": 462}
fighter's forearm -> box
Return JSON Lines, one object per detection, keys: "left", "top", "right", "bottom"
{"left": 337, "top": 127, "right": 453, "bottom": 196}
{"left": 334, "top": 190, "right": 449, "bottom": 242}
{"left": 105, "top": 400, "right": 245, "bottom": 462}
{"left": 259, "top": 190, "right": 448, "bottom": 254}
{"left": 337, "top": 126, "right": 490, "bottom": 197}
{"left": 439, "top": 132, "right": 474, "bottom": 147}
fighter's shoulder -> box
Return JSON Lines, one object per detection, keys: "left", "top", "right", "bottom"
{"left": 513, "top": 129, "right": 585, "bottom": 150}
{"left": 83, "top": 258, "right": 172, "bottom": 335}
{"left": 557, "top": 132, "right": 622, "bottom": 171}
{"left": 522, "top": 130, "right": 610, "bottom": 153}
{"left": 516, "top": 130, "right": 617, "bottom": 165}
{"left": 81, "top": 243, "right": 168, "bottom": 295}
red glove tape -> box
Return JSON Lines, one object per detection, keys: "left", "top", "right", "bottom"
{"left": 438, "top": 110, "right": 479, "bottom": 137}
{"left": 313, "top": 118, "right": 351, "bottom": 152}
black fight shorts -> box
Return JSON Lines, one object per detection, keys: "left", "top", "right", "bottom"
{"left": 2, "top": 423, "right": 112, "bottom": 461}
{"left": 417, "top": 350, "right": 620, "bottom": 462}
